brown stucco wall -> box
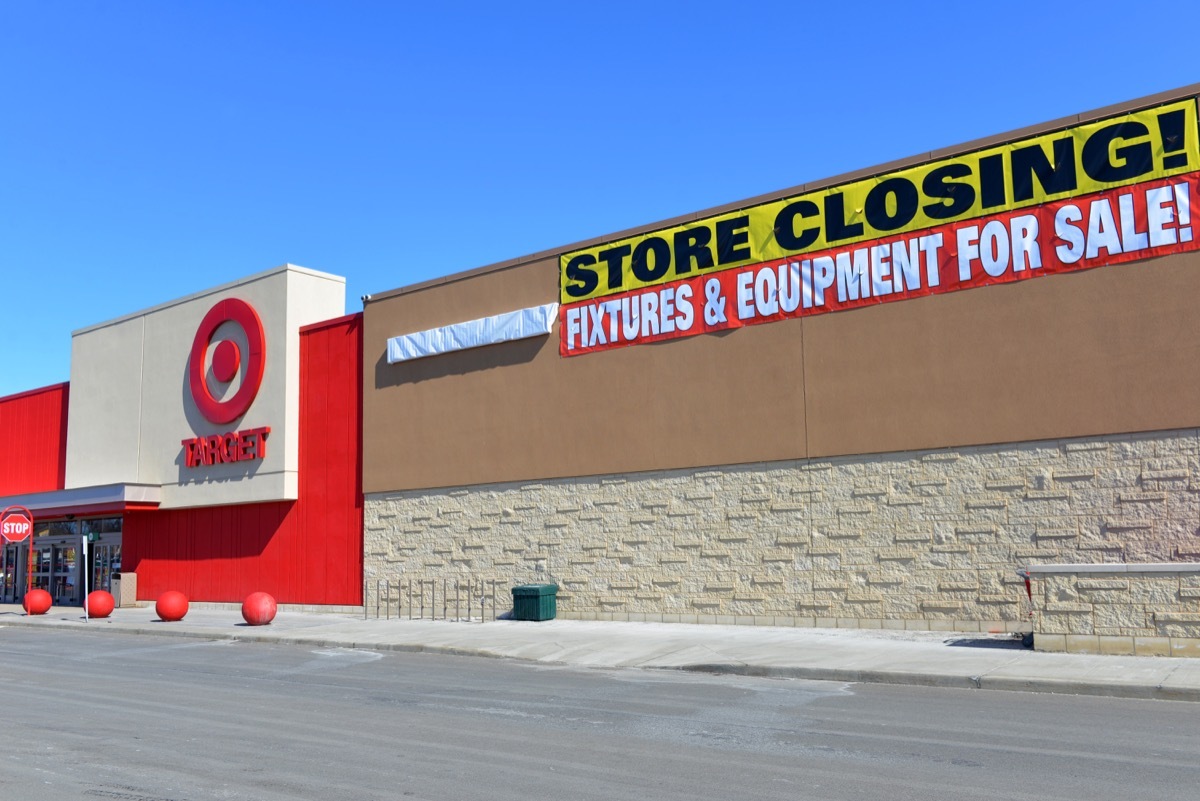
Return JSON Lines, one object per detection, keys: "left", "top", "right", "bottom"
{"left": 363, "top": 85, "right": 1200, "bottom": 494}
{"left": 803, "top": 250, "right": 1200, "bottom": 456}
{"left": 363, "top": 255, "right": 806, "bottom": 493}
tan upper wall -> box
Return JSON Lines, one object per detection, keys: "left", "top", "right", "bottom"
{"left": 363, "top": 256, "right": 805, "bottom": 492}
{"left": 802, "top": 251, "right": 1200, "bottom": 455}
{"left": 364, "top": 86, "right": 1200, "bottom": 493}
{"left": 67, "top": 265, "right": 346, "bottom": 507}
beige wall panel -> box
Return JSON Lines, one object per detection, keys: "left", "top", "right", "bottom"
{"left": 66, "top": 265, "right": 344, "bottom": 507}
{"left": 65, "top": 316, "right": 146, "bottom": 488}
{"left": 803, "top": 253, "right": 1200, "bottom": 457}
{"left": 364, "top": 259, "right": 807, "bottom": 493}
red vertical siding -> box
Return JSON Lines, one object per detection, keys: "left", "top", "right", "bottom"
{"left": 124, "top": 314, "right": 363, "bottom": 605}
{"left": 0, "top": 383, "right": 69, "bottom": 495}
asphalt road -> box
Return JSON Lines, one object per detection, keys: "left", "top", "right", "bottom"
{"left": 0, "top": 627, "right": 1197, "bottom": 801}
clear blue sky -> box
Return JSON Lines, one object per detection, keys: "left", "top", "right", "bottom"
{"left": 2, "top": 1, "right": 1198, "bottom": 396}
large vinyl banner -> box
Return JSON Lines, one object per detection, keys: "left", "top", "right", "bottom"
{"left": 559, "top": 99, "right": 1200, "bottom": 356}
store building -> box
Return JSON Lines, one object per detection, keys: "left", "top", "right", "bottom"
{"left": 0, "top": 265, "right": 363, "bottom": 608}
{"left": 361, "top": 85, "right": 1200, "bottom": 654}
{"left": 6, "top": 87, "right": 1200, "bottom": 655}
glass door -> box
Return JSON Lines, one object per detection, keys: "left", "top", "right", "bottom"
{"left": 1, "top": 543, "right": 22, "bottom": 603}
{"left": 32, "top": 543, "right": 51, "bottom": 592}
{"left": 27, "top": 539, "right": 81, "bottom": 605}
{"left": 91, "top": 544, "right": 119, "bottom": 593}
{"left": 52, "top": 544, "right": 80, "bottom": 605}
{"left": 83, "top": 517, "right": 123, "bottom": 596}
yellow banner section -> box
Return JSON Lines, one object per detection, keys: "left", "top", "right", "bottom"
{"left": 561, "top": 98, "right": 1200, "bottom": 303}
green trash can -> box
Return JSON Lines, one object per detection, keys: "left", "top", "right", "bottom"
{"left": 512, "top": 584, "right": 558, "bottom": 621}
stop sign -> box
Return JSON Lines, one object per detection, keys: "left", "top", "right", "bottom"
{"left": 1, "top": 506, "right": 33, "bottom": 543}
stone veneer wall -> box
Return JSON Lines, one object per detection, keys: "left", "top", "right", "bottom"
{"left": 364, "top": 428, "right": 1200, "bottom": 636}
{"left": 1030, "top": 564, "right": 1200, "bottom": 656}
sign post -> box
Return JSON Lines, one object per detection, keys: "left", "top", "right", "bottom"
{"left": 1, "top": 506, "right": 35, "bottom": 600}
{"left": 82, "top": 534, "right": 89, "bottom": 621}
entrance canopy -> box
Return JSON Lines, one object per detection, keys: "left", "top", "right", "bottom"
{"left": 0, "top": 483, "right": 160, "bottom": 520}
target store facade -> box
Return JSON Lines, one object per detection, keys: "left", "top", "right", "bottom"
{"left": 7, "top": 87, "right": 1200, "bottom": 655}
{"left": 0, "top": 265, "right": 363, "bottom": 607}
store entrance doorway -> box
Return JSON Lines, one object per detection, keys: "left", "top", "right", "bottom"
{"left": 36, "top": 538, "right": 82, "bottom": 605}
{"left": 0, "top": 517, "right": 123, "bottom": 606}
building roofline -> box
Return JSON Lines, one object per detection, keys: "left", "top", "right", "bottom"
{"left": 0, "top": 381, "right": 69, "bottom": 405}
{"left": 72, "top": 264, "right": 346, "bottom": 336}
{"left": 365, "top": 82, "right": 1200, "bottom": 304}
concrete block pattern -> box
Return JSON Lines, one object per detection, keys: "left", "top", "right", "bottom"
{"left": 363, "top": 428, "right": 1200, "bottom": 637}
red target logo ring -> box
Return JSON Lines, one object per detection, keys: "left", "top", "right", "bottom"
{"left": 188, "top": 298, "right": 266, "bottom": 425}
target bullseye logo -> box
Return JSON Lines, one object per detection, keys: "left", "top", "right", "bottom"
{"left": 210, "top": 339, "right": 241, "bottom": 383}
{"left": 188, "top": 298, "right": 266, "bottom": 425}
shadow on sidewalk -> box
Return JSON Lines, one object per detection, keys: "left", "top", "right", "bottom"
{"left": 944, "top": 636, "right": 1028, "bottom": 650}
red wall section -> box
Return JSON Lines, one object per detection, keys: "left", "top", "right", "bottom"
{"left": 0, "top": 383, "right": 69, "bottom": 495}
{"left": 123, "top": 314, "right": 364, "bottom": 605}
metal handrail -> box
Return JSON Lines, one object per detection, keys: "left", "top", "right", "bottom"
{"left": 363, "top": 576, "right": 505, "bottom": 621}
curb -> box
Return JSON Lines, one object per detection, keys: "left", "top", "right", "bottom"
{"left": 1, "top": 616, "right": 517, "bottom": 661}
{"left": 5, "top": 615, "right": 1199, "bottom": 703}
{"left": 672, "top": 663, "right": 1200, "bottom": 702}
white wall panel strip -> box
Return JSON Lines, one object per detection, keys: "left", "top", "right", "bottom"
{"left": 387, "top": 303, "right": 558, "bottom": 363}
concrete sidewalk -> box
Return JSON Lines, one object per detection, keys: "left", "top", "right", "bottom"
{"left": 3, "top": 603, "right": 1200, "bottom": 702}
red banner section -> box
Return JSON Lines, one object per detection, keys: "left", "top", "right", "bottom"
{"left": 561, "top": 173, "right": 1200, "bottom": 356}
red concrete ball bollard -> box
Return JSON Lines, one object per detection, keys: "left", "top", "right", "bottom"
{"left": 23, "top": 588, "right": 52, "bottom": 616}
{"left": 156, "top": 590, "right": 189, "bottom": 622}
{"left": 241, "top": 592, "right": 277, "bottom": 626}
{"left": 87, "top": 590, "right": 115, "bottom": 618}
